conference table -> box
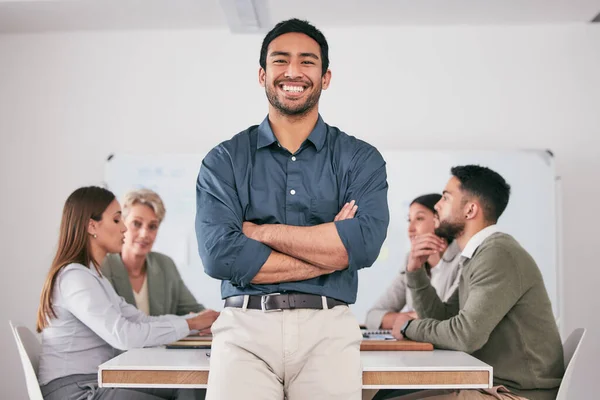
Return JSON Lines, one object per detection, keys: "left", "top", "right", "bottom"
{"left": 98, "top": 346, "right": 493, "bottom": 390}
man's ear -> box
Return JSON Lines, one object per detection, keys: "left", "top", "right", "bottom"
{"left": 321, "top": 69, "right": 332, "bottom": 90}
{"left": 258, "top": 67, "right": 266, "bottom": 88}
{"left": 464, "top": 202, "right": 480, "bottom": 220}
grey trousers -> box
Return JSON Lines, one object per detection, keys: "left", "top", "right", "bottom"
{"left": 41, "top": 374, "right": 206, "bottom": 400}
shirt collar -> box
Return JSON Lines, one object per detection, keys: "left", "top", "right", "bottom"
{"left": 442, "top": 240, "right": 461, "bottom": 262}
{"left": 461, "top": 224, "right": 500, "bottom": 259}
{"left": 256, "top": 114, "right": 327, "bottom": 152}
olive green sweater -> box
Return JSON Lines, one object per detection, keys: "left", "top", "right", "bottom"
{"left": 406, "top": 233, "right": 564, "bottom": 400}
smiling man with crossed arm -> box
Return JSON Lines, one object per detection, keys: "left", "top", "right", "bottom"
{"left": 195, "top": 19, "right": 389, "bottom": 400}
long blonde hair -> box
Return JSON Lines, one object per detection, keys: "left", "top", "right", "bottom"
{"left": 36, "top": 186, "right": 115, "bottom": 332}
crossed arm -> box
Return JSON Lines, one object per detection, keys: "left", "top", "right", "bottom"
{"left": 246, "top": 201, "right": 358, "bottom": 284}
{"left": 195, "top": 145, "right": 389, "bottom": 287}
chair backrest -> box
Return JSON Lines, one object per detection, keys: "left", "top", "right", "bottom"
{"left": 9, "top": 321, "right": 44, "bottom": 400}
{"left": 556, "top": 328, "right": 586, "bottom": 400}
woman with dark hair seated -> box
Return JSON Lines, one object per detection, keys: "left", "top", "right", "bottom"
{"left": 36, "top": 186, "right": 218, "bottom": 400}
{"left": 365, "top": 193, "right": 461, "bottom": 330}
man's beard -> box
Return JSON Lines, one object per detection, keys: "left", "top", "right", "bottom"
{"left": 435, "top": 219, "right": 465, "bottom": 242}
{"left": 266, "top": 80, "right": 322, "bottom": 116}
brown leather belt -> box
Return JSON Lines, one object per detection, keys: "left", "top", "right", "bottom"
{"left": 224, "top": 293, "right": 347, "bottom": 312}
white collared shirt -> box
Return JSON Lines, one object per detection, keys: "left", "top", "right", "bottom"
{"left": 461, "top": 224, "right": 500, "bottom": 259}
{"left": 38, "top": 263, "right": 190, "bottom": 385}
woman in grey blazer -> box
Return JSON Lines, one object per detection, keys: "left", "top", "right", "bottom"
{"left": 101, "top": 188, "right": 206, "bottom": 317}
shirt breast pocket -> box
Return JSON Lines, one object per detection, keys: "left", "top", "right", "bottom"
{"left": 309, "top": 199, "right": 339, "bottom": 225}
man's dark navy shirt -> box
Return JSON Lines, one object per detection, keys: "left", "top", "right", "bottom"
{"left": 195, "top": 115, "right": 389, "bottom": 304}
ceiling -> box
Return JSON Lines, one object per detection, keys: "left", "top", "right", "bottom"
{"left": 0, "top": 0, "right": 599, "bottom": 34}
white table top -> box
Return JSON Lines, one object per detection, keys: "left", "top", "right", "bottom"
{"left": 103, "top": 347, "right": 212, "bottom": 371}
{"left": 362, "top": 350, "right": 492, "bottom": 372}
{"left": 99, "top": 348, "right": 493, "bottom": 390}
{"left": 101, "top": 348, "right": 491, "bottom": 372}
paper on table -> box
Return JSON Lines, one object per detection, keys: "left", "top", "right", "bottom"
{"left": 361, "top": 329, "right": 395, "bottom": 340}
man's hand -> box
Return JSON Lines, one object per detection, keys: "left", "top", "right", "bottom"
{"left": 405, "top": 310, "right": 419, "bottom": 319}
{"left": 406, "top": 233, "right": 447, "bottom": 272}
{"left": 334, "top": 200, "right": 358, "bottom": 221}
{"left": 381, "top": 310, "right": 419, "bottom": 329}
{"left": 392, "top": 312, "right": 414, "bottom": 340}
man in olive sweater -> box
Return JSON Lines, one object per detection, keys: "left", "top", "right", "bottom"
{"left": 382, "top": 165, "right": 564, "bottom": 400}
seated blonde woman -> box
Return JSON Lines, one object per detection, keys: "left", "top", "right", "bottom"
{"left": 102, "top": 189, "right": 205, "bottom": 316}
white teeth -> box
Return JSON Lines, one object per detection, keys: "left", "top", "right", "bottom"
{"left": 282, "top": 85, "right": 304, "bottom": 93}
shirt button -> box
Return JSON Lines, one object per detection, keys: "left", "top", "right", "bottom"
{"left": 291, "top": 156, "right": 296, "bottom": 161}
{"left": 290, "top": 189, "right": 296, "bottom": 195}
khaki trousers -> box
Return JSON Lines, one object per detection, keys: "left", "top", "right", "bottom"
{"left": 206, "top": 302, "right": 363, "bottom": 400}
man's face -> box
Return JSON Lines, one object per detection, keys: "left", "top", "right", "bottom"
{"left": 435, "top": 177, "right": 467, "bottom": 240}
{"left": 259, "top": 32, "right": 331, "bottom": 116}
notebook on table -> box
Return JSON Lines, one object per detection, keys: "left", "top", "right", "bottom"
{"left": 166, "top": 340, "right": 212, "bottom": 349}
{"left": 360, "top": 339, "right": 433, "bottom": 351}
{"left": 361, "top": 329, "right": 394, "bottom": 340}
{"left": 360, "top": 329, "right": 433, "bottom": 351}
{"left": 166, "top": 334, "right": 213, "bottom": 349}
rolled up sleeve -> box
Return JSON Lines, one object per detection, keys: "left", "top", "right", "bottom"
{"left": 196, "top": 146, "right": 272, "bottom": 287}
{"left": 335, "top": 146, "right": 389, "bottom": 272}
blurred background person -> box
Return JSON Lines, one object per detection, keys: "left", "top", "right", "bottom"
{"left": 102, "top": 188, "right": 208, "bottom": 317}
{"left": 365, "top": 193, "right": 461, "bottom": 330}
{"left": 37, "top": 186, "right": 218, "bottom": 400}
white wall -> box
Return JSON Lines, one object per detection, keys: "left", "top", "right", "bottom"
{"left": 1, "top": 25, "right": 598, "bottom": 398}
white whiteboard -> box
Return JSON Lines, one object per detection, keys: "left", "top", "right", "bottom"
{"left": 105, "top": 150, "right": 559, "bottom": 323}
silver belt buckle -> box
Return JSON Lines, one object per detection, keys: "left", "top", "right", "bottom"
{"left": 261, "top": 293, "right": 283, "bottom": 313}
